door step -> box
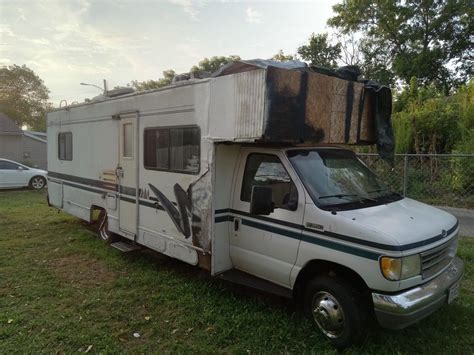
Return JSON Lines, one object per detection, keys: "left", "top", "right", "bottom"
{"left": 110, "top": 241, "right": 141, "bottom": 253}
{"left": 217, "top": 269, "right": 292, "bottom": 298}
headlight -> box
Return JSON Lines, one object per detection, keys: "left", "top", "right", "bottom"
{"left": 380, "top": 254, "right": 421, "bottom": 281}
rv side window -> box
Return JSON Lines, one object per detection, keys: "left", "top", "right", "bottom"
{"left": 123, "top": 123, "right": 133, "bottom": 158}
{"left": 144, "top": 126, "right": 200, "bottom": 174}
{"left": 241, "top": 153, "right": 297, "bottom": 211}
{"left": 58, "top": 132, "right": 73, "bottom": 161}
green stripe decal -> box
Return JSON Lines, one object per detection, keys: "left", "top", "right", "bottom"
{"left": 241, "top": 217, "right": 380, "bottom": 260}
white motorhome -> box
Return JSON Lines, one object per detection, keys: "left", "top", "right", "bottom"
{"left": 47, "top": 61, "right": 463, "bottom": 348}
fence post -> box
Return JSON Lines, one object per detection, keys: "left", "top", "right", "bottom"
{"left": 403, "top": 154, "right": 408, "bottom": 196}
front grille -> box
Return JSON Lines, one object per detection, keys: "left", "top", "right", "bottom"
{"left": 421, "top": 236, "right": 458, "bottom": 279}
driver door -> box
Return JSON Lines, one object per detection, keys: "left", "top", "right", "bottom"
{"left": 230, "top": 150, "right": 305, "bottom": 287}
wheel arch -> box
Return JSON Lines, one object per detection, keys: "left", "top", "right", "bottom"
{"left": 89, "top": 204, "right": 107, "bottom": 224}
{"left": 293, "top": 259, "right": 370, "bottom": 303}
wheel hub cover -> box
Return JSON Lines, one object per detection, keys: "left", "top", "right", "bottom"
{"left": 312, "top": 291, "right": 345, "bottom": 338}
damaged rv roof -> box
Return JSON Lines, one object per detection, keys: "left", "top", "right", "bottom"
{"left": 53, "top": 59, "right": 394, "bottom": 162}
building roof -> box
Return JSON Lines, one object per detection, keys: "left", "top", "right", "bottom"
{"left": 26, "top": 131, "right": 47, "bottom": 137}
{"left": 23, "top": 131, "right": 47, "bottom": 143}
{"left": 0, "top": 112, "right": 22, "bottom": 134}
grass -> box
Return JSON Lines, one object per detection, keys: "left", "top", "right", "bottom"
{"left": 0, "top": 190, "right": 473, "bottom": 353}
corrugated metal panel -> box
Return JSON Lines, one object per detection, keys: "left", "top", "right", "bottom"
{"left": 234, "top": 70, "right": 265, "bottom": 139}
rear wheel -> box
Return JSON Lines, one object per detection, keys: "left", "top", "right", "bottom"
{"left": 304, "top": 275, "right": 368, "bottom": 349}
{"left": 29, "top": 176, "right": 46, "bottom": 190}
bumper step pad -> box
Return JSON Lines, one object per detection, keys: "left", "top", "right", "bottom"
{"left": 110, "top": 241, "right": 141, "bottom": 253}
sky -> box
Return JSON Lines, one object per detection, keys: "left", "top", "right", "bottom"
{"left": 0, "top": 0, "right": 339, "bottom": 104}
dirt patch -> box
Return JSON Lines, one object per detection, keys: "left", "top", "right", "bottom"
{"left": 49, "top": 254, "right": 116, "bottom": 288}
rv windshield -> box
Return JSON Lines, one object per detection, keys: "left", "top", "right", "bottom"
{"left": 286, "top": 149, "right": 402, "bottom": 210}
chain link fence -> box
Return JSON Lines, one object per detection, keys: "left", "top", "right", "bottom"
{"left": 358, "top": 153, "right": 474, "bottom": 237}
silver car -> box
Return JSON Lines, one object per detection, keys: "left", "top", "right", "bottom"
{"left": 0, "top": 158, "right": 47, "bottom": 190}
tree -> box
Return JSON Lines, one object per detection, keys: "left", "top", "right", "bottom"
{"left": 0, "top": 65, "right": 50, "bottom": 131}
{"left": 272, "top": 50, "right": 295, "bottom": 62}
{"left": 297, "top": 33, "right": 341, "bottom": 68}
{"left": 131, "top": 69, "right": 176, "bottom": 91}
{"left": 190, "top": 55, "right": 240, "bottom": 73}
{"left": 357, "top": 37, "right": 396, "bottom": 86}
{"left": 328, "top": 0, "right": 473, "bottom": 93}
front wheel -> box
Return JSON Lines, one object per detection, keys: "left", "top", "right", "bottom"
{"left": 29, "top": 176, "right": 46, "bottom": 190}
{"left": 304, "top": 275, "right": 368, "bottom": 349}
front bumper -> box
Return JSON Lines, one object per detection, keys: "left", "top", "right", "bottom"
{"left": 372, "top": 256, "right": 464, "bottom": 329}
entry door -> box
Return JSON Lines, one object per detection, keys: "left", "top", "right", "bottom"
{"left": 230, "top": 151, "right": 304, "bottom": 287}
{"left": 118, "top": 113, "right": 138, "bottom": 236}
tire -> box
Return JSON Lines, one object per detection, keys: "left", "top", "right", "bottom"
{"left": 303, "top": 275, "right": 368, "bottom": 349}
{"left": 97, "top": 210, "right": 115, "bottom": 243}
{"left": 29, "top": 176, "right": 46, "bottom": 190}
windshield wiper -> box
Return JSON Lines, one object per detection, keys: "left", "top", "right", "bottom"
{"left": 367, "top": 188, "right": 390, "bottom": 194}
{"left": 318, "top": 194, "right": 359, "bottom": 200}
{"left": 319, "top": 193, "right": 377, "bottom": 203}
{"left": 357, "top": 196, "right": 378, "bottom": 202}
{"left": 367, "top": 188, "right": 402, "bottom": 198}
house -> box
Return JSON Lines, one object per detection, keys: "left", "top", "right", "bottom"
{"left": 0, "top": 112, "right": 47, "bottom": 169}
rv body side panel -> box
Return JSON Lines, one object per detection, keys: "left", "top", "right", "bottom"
{"left": 47, "top": 80, "right": 215, "bottom": 270}
{"left": 47, "top": 108, "right": 120, "bottom": 228}
{"left": 135, "top": 82, "right": 214, "bottom": 270}
{"left": 208, "top": 70, "right": 266, "bottom": 141}
{"left": 212, "top": 144, "right": 241, "bottom": 275}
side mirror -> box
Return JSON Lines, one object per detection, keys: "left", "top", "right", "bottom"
{"left": 250, "top": 186, "right": 274, "bottom": 215}
{"left": 17, "top": 166, "right": 25, "bottom": 171}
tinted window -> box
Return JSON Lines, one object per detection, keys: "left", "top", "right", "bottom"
{"left": 0, "top": 161, "right": 19, "bottom": 170}
{"left": 241, "top": 154, "right": 297, "bottom": 210}
{"left": 58, "top": 132, "right": 73, "bottom": 160}
{"left": 144, "top": 126, "right": 200, "bottom": 174}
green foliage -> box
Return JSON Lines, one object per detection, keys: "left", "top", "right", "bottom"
{"left": 392, "top": 80, "right": 473, "bottom": 154}
{"left": 329, "top": 0, "right": 473, "bottom": 92}
{"left": 297, "top": 33, "right": 341, "bottom": 68}
{"left": 190, "top": 55, "right": 240, "bottom": 73}
{"left": 353, "top": 37, "right": 395, "bottom": 86}
{"left": 455, "top": 82, "right": 474, "bottom": 143}
{"left": 0, "top": 64, "right": 51, "bottom": 131}
{"left": 392, "top": 113, "right": 413, "bottom": 154}
{"left": 451, "top": 82, "right": 474, "bottom": 191}
{"left": 272, "top": 50, "right": 295, "bottom": 62}
{"left": 131, "top": 70, "right": 176, "bottom": 91}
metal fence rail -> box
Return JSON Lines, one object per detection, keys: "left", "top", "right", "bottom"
{"left": 358, "top": 153, "right": 474, "bottom": 236}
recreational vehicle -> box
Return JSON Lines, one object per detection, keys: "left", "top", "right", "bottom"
{"left": 47, "top": 60, "right": 463, "bottom": 348}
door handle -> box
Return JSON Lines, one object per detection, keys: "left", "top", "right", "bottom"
{"left": 234, "top": 218, "right": 240, "bottom": 231}
{"left": 116, "top": 166, "right": 124, "bottom": 178}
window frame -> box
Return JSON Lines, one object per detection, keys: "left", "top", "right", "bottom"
{"left": 58, "top": 132, "right": 73, "bottom": 161}
{"left": 122, "top": 123, "right": 134, "bottom": 159}
{"left": 143, "top": 125, "right": 201, "bottom": 175}
{"left": 240, "top": 152, "right": 298, "bottom": 211}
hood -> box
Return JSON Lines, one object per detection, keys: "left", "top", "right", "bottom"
{"left": 337, "top": 198, "right": 458, "bottom": 252}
